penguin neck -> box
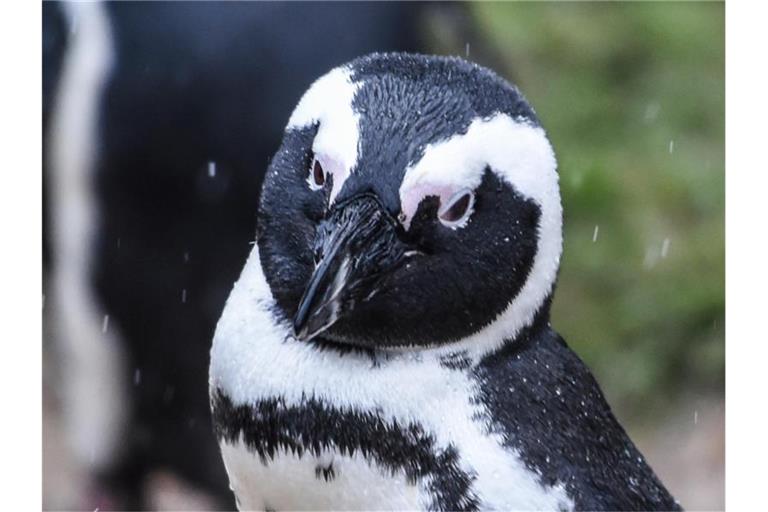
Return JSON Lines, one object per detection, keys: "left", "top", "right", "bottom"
{"left": 211, "top": 244, "right": 559, "bottom": 410}
{"left": 211, "top": 244, "right": 562, "bottom": 429}
{"left": 302, "top": 293, "right": 555, "bottom": 370}
{"left": 409, "top": 291, "right": 556, "bottom": 366}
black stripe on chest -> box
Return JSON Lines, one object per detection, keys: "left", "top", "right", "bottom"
{"left": 211, "top": 388, "right": 479, "bottom": 511}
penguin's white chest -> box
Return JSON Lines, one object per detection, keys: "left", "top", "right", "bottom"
{"left": 220, "top": 440, "right": 423, "bottom": 510}
{"left": 209, "top": 247, "right": 573, "bottom": 511}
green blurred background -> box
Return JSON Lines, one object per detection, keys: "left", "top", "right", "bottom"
{"left": 428, "top": 2, "right": 724, "bottom": 507}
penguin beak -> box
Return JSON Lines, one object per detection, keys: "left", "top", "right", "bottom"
{"left": 293, "top": 194, "right": 408, "bottom": 342}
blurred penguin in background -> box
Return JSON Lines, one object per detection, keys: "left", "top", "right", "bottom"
{"left": 43, "top": 1, "right": 446, "bottom": 508}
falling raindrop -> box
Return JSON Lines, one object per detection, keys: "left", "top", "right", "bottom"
{"left": 183, "top": 251, "right": 190, "bottom": 263}
{"left": 661, "top": 238, "right": 671, "bottom": 259}
{"left": 465, "top": 43, "right": 470, "bottom": 58}
{"left": 102, "top": 314, "right": 109, "bottom": 334}
{"left": 208, "top": 161, "right": 217, "bottom": 178}
{"left": 694, "top": 410, "right": 698, "bottom": 425}
{"left": 181, "top": 288, "right": 187, "bottom": 303}
{"left": 592, "top": 225, "right": 599, "bottom": 243}
{"left": 668, "top": 140, "right": 675, "bottom": 154}
{"left": 134, "top": 368, "right": 142, "bottom": 386}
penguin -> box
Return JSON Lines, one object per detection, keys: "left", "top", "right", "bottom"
{"left": 209, "top": 53, "right": 681, "bottom": 511}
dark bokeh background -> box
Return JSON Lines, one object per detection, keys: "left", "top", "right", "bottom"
{"left": 43, "top": 2, "right": 724, "bottom": 510}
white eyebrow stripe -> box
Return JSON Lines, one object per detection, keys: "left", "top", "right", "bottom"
{"left": 287, "top": 66, "right": 360, "bottom": 204}
{"left": 400, "top": 114, "right": 556, "bottom": 210}
{"left": 400, "top": 113, "right": 563, "bottom": 360}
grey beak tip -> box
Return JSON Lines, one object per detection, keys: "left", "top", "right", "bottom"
{"left": 292, "top": 318, "right": 309, "bottom": 341}
{"left": 293, "top": 307, "right": 332, "bottom": 342}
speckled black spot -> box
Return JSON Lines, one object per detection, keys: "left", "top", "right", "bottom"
{"left": 314, "top": 461, "right": 336, "bottom": 482}
{"left": 439, "top": 351, "right": 472, "bottom": 370}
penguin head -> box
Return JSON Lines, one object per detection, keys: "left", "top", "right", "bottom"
{"left": 257, "top": 53, "right": 562, "bottom": 351}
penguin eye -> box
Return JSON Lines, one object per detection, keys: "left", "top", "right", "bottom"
{"left": 308, "top": 156, "right": 325, "bottom": 190}
{"left": 438, "top": 188, "right": 475, "bottom": 229}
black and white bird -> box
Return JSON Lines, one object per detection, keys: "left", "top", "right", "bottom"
{"left": 209, "top": 53, "right": 680, "bottom": 511}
